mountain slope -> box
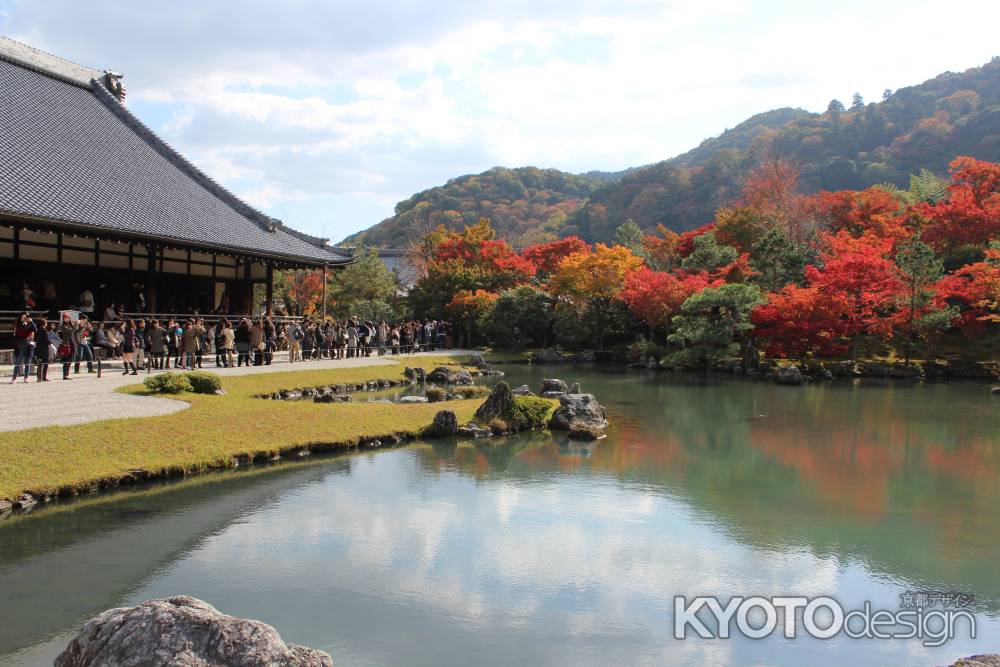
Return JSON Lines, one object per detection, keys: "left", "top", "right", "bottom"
{"left": 344, "top": 56, "right": 1000, "bottom": 246}
{"left": 567, "top": 57, "right": 1000, "bottom": 240}
{"left": 342, "top": 166, "right": 602, "bottom": 247}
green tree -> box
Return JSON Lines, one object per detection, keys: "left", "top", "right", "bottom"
{"left": 749, "top": 227, "right": 810, "bottom": 291}
{"left": 667, "top": 284, "right": 763, "bottom": 371}
{"left": 680, "top": 232, "right": 739, "bottom": 273}
{"left": 895, "top": 238, "right": 944, "bottom": 364}
{"left": 328, "top": 247, "right": 403, "bottom": 319}
{"left": 614, "top": 220, "right": 645, "bottom": 254}
{"left": 487, "top": 286, "right": 554, "bottom": 350}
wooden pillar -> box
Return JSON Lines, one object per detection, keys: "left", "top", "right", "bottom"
{"left": 265, "top": 262, "right": 274, "bottom": 316}
{"left": 145, "top": 243, "right": 158, "bottom": 313}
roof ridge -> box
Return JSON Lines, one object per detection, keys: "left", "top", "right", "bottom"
{"left": 88, "top": 78, "right": 330, "bottom": 250}
{"left": 0, "top": 34, "right": 102, "bottom": 87}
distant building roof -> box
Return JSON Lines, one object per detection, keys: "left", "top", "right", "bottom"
{"left": 0, "top": 35, "right": 350, "bottom": 267}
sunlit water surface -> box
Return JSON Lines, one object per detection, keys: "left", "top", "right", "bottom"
{"left": 1, "top": 366, "right": 999, "bottom": 666}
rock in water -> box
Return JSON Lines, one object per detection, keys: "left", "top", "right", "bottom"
{"left": 511, "top": 384, "right": 535, "bottom": 396}
{"left": 540, "top": 378, "right": 569, "bottom": 394}
{"left": 55, "top": 596, "right": 333, "bottom": 667}
{"left": 475, "top": 382, "right": 516, "bottom": 421}
{"left": 549, "top": 393, "right": 609, "bottom": 436}
{"left": 426, "top": 410, "right": 458, "bottom": 437}
{"left": 532, "top": 348, "right": 566, "bottom": 363}
{"left": 569, "top": 382, "right": 581, "bottom": 393}
{"left": 400, "top": 395, "right": 429, "bottom": 403}
{"left": 568, "top": 423, "right": 605, "bottom": 440}
{"left": 775, "top": 366, "right": 805, "bottom": 385}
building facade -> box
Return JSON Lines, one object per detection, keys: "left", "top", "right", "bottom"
{"left": 0, "top": 36, "right": 349, "bottom": 326}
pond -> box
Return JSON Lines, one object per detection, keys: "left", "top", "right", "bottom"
{"left": 1, "top": 366, "right": 998, "bottom": 666}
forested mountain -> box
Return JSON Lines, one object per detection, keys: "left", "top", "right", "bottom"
{"left": 343, "top": 56, "right": 1000, "bottom": 246}
{"left": 342, "top": 167, "right": 603, "bottom": 247}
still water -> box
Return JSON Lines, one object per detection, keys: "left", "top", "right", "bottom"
{"left": 1, "top": 366, "right": 998, "bottom": 666}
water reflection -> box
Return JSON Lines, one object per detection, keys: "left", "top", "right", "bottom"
{"left": 1, "top": 369, "right": 999, "bottom": 666}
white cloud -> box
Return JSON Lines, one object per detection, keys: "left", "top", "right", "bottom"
{"left": 2, "top": 0, "right": 999, "bottom": 240}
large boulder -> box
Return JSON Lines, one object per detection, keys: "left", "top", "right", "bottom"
{"left": 426, "top": 367, "right": 475, "bottom": 385}
{"left": 425, "top": 410, "right": 458, "bottom": 437}
{"left": 775, "top": 366, "right": 805, "bottom": 386}
{"left": 549, "top": 393, "right": 608, "bottom": 435}
{"left": 540, "top": 378, "right": 569, "bottom": 394}
{"left": 475, "top": 382, "right": 516, "bottom": 421}
{"left": 533, "top": 348, "right": 566, "bottom": 364}
{"left": 404, "top": 367, "right": 426, "bottom": 382}
{"left": 55, "top": 596, "right": 332, "bottom": 667}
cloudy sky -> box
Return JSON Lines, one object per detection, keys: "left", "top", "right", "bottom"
{"left": 1, "top": 1, "right": 998, "bottom": 242}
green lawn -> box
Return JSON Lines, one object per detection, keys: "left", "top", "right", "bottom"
{"left": 0, "top": 355, "right": 481, "bottom": 501}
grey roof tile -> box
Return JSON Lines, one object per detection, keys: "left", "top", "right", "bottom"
{"left": 0, "top": 50, "right": 349, "bottom": 266}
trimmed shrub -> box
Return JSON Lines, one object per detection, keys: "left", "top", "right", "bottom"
{"left": 143, "top": 372, "right": 192, "bottom": 394}
{"left": 185, "top": 371, "right": 223, "bottom": 394}
{"left": 452, "top": 385, "right": 490, "bottom": 399}
{"left": 507, "top": 396, "right": 554, "bottom": 430}
{"left": 425, "top": 387, "right": 448, "bottom": 403}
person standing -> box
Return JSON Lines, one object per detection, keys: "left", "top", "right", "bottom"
{"left": 183, "top": 319, "right": 205, "bottom": 370}
{"left": 58, "top": 312, "right": 77, "bottom": 380}
{"left": 285, "top": 320, "right": 301, "bottom": 363}
{"left": 134, "top": 319, "right": 147, "bottom": 371}
{"left": 346, "top": 320, "right": 358, "bottom": 358}
{"left": 73, "top": 315, "right": 95, "bottom": 374}
{"left": 120, "top": 319, "right": 139, "bottom": 375}
{"left": 235, "top": 318, "right": 251, "bottom": 367}
{"left": 249, "top": 318, "right": 264, "bottom": 366}
{"left": 11, "top": 311, "right": 36, "bottom": 383}
{"left": 221, "top": 319, "right": 235, "bottom": 368}
{"left": 147, "top": 320, "right": 166, "bottom": 369}
{"left": 263, "top": 317, "right": 276, "bottom": 365}
{"left": 33, "top": 317, "right": 50, "bottom": 381}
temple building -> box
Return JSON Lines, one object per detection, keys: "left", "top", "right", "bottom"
{"left": 0, "top": 35, "right": 350, "bottom": 324}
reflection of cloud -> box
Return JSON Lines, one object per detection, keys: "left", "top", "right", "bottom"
{"left": 152, "top": 449, "right": 850, "bottom": 647}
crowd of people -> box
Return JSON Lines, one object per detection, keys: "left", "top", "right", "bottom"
{"left": 9, "top": 312, "right": 451, "bottom": 383}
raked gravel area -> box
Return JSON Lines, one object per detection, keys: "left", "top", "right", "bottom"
{"left": 0, "top": 351, "right": 469, "bottom": 433}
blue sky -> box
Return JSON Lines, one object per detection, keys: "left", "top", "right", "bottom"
{"left": 1, "top": 0, "right": 998, "bottom": 242}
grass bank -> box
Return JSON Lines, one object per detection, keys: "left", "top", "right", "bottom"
{"left": 0, "top": 356, "right": 481, "bottom": 502}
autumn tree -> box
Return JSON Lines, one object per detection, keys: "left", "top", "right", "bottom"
{"left": 641, "top": 225, "right": 681, "bottom": 271}
{"left": 751, "top": 285, "right": 846, "bottom": 360}
{"left": 520, "top": 236, "right": 589, "bottom": 277}
{"left": 446, "top": 289, "right": 498, "bottom": 347}
{"left": 277, "top": 269, "right": 325, "bottom": 315}
{"left": 806, "top": 232, "right": 904, "bottom": 358}
{"left": 408, "top": 218, "right": 534, "bottom": 319}
{"left": 547, "top": 243, "right": 645, "bottom": 349}
{"left": 547, "top": 244, "right": 644, "bottom": 304}
{"left": 620, "top": 268, "right": 717, "bottom": 332}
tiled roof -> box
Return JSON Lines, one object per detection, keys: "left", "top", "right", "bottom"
{"left": 0, "top": 37, "right": 349, "bottom": 266}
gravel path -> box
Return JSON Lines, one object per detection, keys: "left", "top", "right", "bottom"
{"left": 0, "top": 352, "right": 467, "bottom": 433}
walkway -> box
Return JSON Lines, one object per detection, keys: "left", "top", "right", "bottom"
{"left": 0, "top": 351, "right": 468, "bottom": 433}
